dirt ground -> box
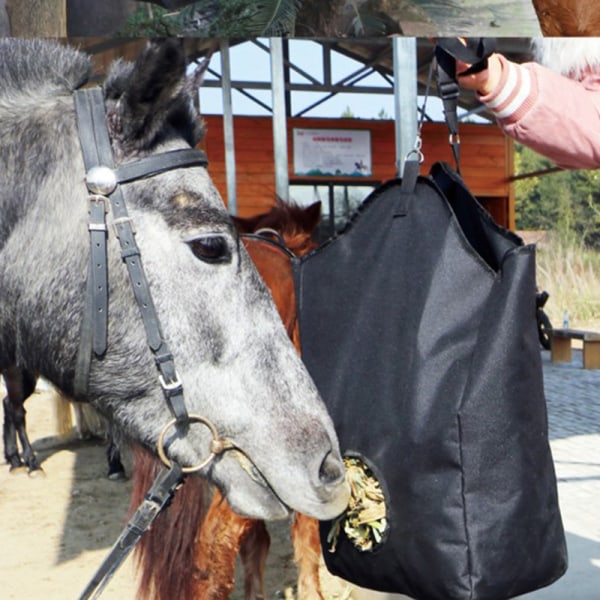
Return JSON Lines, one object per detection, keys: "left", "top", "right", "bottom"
{"left": 0, "top": 387, "right": 370, "bottom": 600}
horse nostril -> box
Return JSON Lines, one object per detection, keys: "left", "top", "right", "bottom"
{"left": 319, "top": 451, "right": 345, "bottom": 486}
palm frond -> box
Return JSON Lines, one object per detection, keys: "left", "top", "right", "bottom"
{"left": 346, "top": 0, "right": 401, "bottom": 37}
{"left": 246, "top": 0, "right": 302, "bottom": 36}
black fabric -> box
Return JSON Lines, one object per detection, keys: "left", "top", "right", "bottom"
{"left": 436, "top": 38, "right": 497, "bottom": 75}
{"left": 294, "top": 161, "right": 567, "bottom": 599}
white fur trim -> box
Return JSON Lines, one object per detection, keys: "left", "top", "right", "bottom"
{"left": 532, "top": 38, "right": 600, "bottom": 80}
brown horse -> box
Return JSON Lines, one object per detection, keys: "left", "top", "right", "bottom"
{"left": 532, "top": 0, "right": 600, "bottom": 35}
{"left": 130, "top": 198, "right": 327, "bottom": 600}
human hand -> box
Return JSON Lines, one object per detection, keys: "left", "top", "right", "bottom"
{"left": 456, "top": 53, "right": 503, "bottom": 96}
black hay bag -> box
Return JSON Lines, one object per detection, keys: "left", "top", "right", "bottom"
{"left": 295, "top": 161, "right": 567, "bottom": 600}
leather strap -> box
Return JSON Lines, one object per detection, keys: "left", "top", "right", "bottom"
{"left": 77, "top": 464, "right": 184, "bottom": 600}
{"left": 240, "top": 232, "right": 296, "bottom": 259}
{"left": 88, "top": 196, "right": 109, "bottom": 356}
{"left": 115, "top": 148, "right": 208, "bottom": 184}
{"left": 73, "top": 82, "right": 210, "bottom": 600}
{"left": 74, "top": 89, "right": 112, "bottom": 394}
{"left": 395, "top": 159, "right": 420, "bottom": 217}
{"left": 434, "top": 38, "right": 497, "bottom": 174}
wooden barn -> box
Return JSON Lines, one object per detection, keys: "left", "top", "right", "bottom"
{"left": 199, "top": 115, "right": 513, "bottom": 226}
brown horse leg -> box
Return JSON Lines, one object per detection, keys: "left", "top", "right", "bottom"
{"left": 192, "top": 490, "right": 265, "bottom": 599}
{"left": 292, "top": 513, "right": 324, "bottom": 600}
{"left": 239, "top": 519, "right": 270, "bottom": 599}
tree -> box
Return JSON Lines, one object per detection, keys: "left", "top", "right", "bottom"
{"left": 514, "top": 143, "right": 600, "bottom": 248}
{"left": 341, "top": 106, "right": 355, "bottom": 118}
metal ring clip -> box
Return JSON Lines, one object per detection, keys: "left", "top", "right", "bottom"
{"left": 156, "top": 414, "right": 229, "bottom": 473}
{"left": 449, "top": 133, "right": 461, "bottom": 146}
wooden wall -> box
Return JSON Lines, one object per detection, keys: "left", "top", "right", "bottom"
{"left": 201, "top": 115, "right": 515, "bottom": 229}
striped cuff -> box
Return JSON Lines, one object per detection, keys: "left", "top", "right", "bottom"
{"left": 478, "top": 55, "right": 537, "bottom": 123}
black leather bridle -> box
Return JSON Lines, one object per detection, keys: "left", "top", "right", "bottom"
{"left": 72, "top": 86, "right": 221, "bottom": 600}
{"left": 73, "top": 87, "right": 208, "bottom": 423}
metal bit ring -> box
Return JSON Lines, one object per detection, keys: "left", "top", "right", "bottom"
{"left": 156, "top": 414, "right": 225, "bottom": 474}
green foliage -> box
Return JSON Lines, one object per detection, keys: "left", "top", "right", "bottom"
{"left": 117, "top": 0, "right": 301, "bottom": 37}
{"left": 116, "top": 5, "right": 176, "bottom": 36}
{"left": 514, "top": 144, "right": 600, "bottom": 249}
{"left": 252, "top": 0, "right": 300, "bottom": 36}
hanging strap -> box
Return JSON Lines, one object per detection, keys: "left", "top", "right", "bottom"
{"left": 394, "top": 159, "right": 420, "bottom": 217}
{"left": 434, "top": 38, "right": 497, "bottom": 173}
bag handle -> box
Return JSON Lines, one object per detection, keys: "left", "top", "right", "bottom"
{"left": 395, "top": 158, "right": 420, "bottom": 217}
{"left": 434, "top": 38, "right": 497, "bottom": 173}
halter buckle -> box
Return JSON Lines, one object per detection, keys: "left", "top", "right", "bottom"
{"left": 112, "top": 216, "right": 137, "bottom": 237}
{"left": 159, "top": 371, "right": 183, "bottom": 393}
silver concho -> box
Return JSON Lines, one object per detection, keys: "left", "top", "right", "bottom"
{"left": 86, "top": 166, "right": 118, "bottom": 195}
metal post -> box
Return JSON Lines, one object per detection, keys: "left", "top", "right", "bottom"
{"left": 270, "top": 37, "right": 289, "bottom": 201}
{"left": 220, "top": 39, "right": 237, "bottom": 214}
{"left": 393, "top": 37, "right": 418, "bottom": 178}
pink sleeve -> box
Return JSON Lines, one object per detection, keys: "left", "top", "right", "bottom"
{"left": 478, "top": 55, "right": 600, "bottom": 169}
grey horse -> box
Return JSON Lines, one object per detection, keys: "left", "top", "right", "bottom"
{"left": 0, "top": 38, "right": 349, "bottom": 521}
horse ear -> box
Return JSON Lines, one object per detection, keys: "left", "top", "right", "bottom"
{"left": 119, "top": 39, "right": 188, "bottom": 148}
{"left": 231, "top": 214, "right": 259, "bottom": 234}
{"left": 303, "top": 201, "right": 322, "bottom": 233}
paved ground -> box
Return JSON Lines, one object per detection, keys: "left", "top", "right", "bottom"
{"left": 516, "top": 349, "right": 600, "bottom": 599}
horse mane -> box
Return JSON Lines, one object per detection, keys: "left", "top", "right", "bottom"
{"left": 131, "top": 446, "right": 213, "bottom": 600}
{"left": 0, "top": 39, "right": 91, "bottom": 98}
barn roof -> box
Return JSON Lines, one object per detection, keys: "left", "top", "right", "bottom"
{"left": 69, "top": 37, "right": 535, "bottom": 122}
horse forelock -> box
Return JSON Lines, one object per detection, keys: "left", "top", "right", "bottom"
{"left": 0, "top": 39, "right": 91, "bottom": 100}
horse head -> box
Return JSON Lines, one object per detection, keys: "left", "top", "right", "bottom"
{"left": 233, "top": 198, "right": 322, "bottom": 346}
{"left": 233, "top": 197, "right": 322, "bottom": 256}
{"left": 0, "top": 39, "right": 348, "bottom": 521}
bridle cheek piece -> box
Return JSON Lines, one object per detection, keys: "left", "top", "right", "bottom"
{"left": 74, "top": 85, "right": 217, "bottom": 446}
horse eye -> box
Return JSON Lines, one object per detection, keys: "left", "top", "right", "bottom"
{"left": 187, "top": 236, "right": 231, "bottom": 264}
